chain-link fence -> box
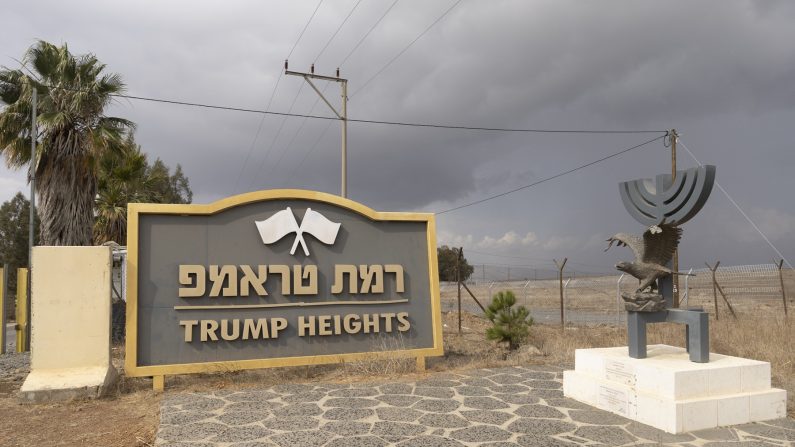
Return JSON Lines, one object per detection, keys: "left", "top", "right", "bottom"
{"left": 441, "top": 263, "right": 794, "bottom": 326}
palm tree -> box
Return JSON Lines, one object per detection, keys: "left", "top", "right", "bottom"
{"left": 94, "top": 134, "right": 165, "bottom": 244}
{"left": 0, "top": 40, "right": 133, "bottom": 245}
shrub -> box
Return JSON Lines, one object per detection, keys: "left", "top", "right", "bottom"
{"left": 485, "top": 290, "right": 533, "bottom": 350}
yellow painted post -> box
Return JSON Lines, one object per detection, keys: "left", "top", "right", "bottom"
{"left": 16, "top": 268, "right": 28, "bottom": 353}
{"left": 153, "top": 375, "right": 165, "bottom": 393}
{"left": 416, "top": 355, "right": 426, "bottom": 372}
{"left": 0, "top": 267, "right": 5, "bottom": 355}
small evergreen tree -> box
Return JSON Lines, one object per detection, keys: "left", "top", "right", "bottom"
{"left": 485, "top": 290, "right": 533, "bottom": 350}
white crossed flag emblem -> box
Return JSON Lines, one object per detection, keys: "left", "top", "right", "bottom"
{"left": 255, "top": 207, "right": 341, "bottom": 256}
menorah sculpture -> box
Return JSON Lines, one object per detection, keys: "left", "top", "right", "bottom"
{"left": 612, "top": 165, "right": 716, "bottom": 362}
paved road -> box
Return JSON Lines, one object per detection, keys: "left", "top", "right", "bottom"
{"left": 155, "top": 365, "right": 794, "bottom": 446}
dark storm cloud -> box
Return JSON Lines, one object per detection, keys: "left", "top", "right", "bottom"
{"left": 1, "top": 0, "right": 793, "bottom": 268}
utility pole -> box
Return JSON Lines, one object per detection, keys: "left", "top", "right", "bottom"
{"left": 27, "top": 89, "right": 36, "bottom": 352}
{"left": 285, "top": 62, "right": 349, "bottom": 197}
{"left": 670, "top": 129, "right": 680, "bottom": 307}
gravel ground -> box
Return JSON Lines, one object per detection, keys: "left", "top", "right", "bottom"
{"left": 1, "top": 324, "right": 30, "bottom": 383}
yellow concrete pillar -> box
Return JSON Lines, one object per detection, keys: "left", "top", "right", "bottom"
{"left": 153, "top": 375, "right": 165, "bottom": 393}
{"left": 16, "top": 268, "right": 28, "bottom": 353}
{"left": 416, "top": 355, "right": 426, "bottom": 372}
{"left": 0, "top": 267, "right": 5, "bottom": 354}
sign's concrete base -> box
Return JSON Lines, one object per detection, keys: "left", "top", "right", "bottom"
{"left": 563, "top": 345, "right": 786, "bottom": 434}
{"left": 19, "top": 366, "right": 117, "bottom": 403}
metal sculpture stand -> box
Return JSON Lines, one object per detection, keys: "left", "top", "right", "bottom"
{"left": 627, "top": 275, "right": 709, "bottom": 362}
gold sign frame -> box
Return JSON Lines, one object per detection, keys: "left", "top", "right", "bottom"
{"left": 125, "top": 189, "right": 443, "bottom": 380}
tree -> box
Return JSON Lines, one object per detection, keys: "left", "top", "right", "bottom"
{"left": 0, "top": 192, "right": 40, "bottom": 297}
{"left": 0, "top": 40, "right": 134, "bottom": 246}
{"left": 437, "top": 245, "right": 474, "bottom": 282}
{"left": 484, "top": 290, "right": 533, "bottom": 350}
{"left": 147, "top": 158, "right": 192, "bottom": 204}
{"left": 94, "top": 133, "right": 193, "bottom": 244}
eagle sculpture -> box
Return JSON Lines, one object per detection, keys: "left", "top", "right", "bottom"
{"left": 604, "top": 224, "right": 685, "bottom": 293}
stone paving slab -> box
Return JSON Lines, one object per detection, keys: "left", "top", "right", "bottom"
{"left": 155, "top": 366, "right": 794, "bottom": 446}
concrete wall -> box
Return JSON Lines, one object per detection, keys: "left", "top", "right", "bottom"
{"left": 30, "top": 246, "right": 112, "bottom": 370}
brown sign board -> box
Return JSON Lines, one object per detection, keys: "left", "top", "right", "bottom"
{"left": 125, "top": 190, "right": 443, "bottom": 377}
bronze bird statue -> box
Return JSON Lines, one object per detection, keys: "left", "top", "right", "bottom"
{"left": 604, "top": 224, "right": 690, "bottom": 293}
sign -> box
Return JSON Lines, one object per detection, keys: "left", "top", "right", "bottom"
{"left": 125, "top": 190, "right": 443, "bottom": 377}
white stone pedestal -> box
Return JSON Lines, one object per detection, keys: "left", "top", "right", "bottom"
{"left": 563, "top": 345, "right": 786, "bottom": 434}
{"left": 19, "top": 246, "right": 117, "bottom": 403}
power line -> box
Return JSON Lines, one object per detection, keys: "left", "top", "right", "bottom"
{"left": 435, "top": 134, "right": 667, "bottom": 215}
{"left": 100, "top": 90, "right": 664, "bottom": 134}
{"left": 267, "top": 94, "right": 324, "bottom": 180}
{"left": 314, "top": 0, "right": 365, "bottom": 63}
{"left": 288, "top": 0, "right": 326, "bottom": 59}
{"left": 678, "top": 139, "right": 793, "bottom": 269}
{"left": 287, "top": 119, "right": 335, "bottom": 184}
{"left": 351, "top": 0, "right": 464, "bottom": 98}
{"left": 232, "top": 0, "right": 326, "bottom": 193}
{"left": 338, "top": 0, "right": 401, "bottom": 67}
{"left": 245, "top": 82, "right": 308, "bottom": 192}
{"left": 231, "top": 72, "right": 283, "bottom": 193}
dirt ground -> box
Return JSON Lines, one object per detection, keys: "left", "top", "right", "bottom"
{"left": 0, "top": 311, "right": 791, "bottom": 446}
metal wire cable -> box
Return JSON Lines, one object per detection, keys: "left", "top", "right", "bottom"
{"left": 350, "top": 0, "right": 464, "bottom": 98}
{"left": 435, "top": 134, "right": 667, "bottom": 215}
{"left": 679, "top": 139, "right": 793, "bottom": 269}
{"left": 288, "top": 0, "right": 326, "bottom": 59}
{"left": 232, "top": 0, "right": 326, "bottom": 193}
{"left": 245, "top": 82, "right": 308, "bottom": 191}
{"left": 41, "top": 84, "right": 667, "bottom": 135}
{"left": 99, "top": 90, "right": 664, "bottom": 134}
{"left": 314, "top": 0, "right": 365, "bottom": 63}
{"left": 338, "top": 0, "right": 401, "bottom": 67}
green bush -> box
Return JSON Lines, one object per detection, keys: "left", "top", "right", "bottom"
{"left": 485, "top": 290, "right": 533, "bottom": 350}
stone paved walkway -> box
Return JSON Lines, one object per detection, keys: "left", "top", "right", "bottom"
{"left": 156, "top": 366, "right": 795, "bottom": 446}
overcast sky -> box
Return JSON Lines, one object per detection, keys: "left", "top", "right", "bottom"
{"left": 1, "top": 0, "right": 793, "bottom": 275}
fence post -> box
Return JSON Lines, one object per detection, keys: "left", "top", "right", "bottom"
{"left": 554, "top": 258, "right": 567, "bottom": 329}
{"left": 522, "top": 280, "right": 531, "bottom": 307}
{"left": 705, "top": 261, "right": 737, "bottom": 320}
{"left": 16, "top": 267, "right": 28, "bottom": 353}
{"left": 682, "top": 268, "right": 693, "bottom": 308}
{"left": 616, "top": 273, "right": 625, "bottom": 326}
{"left": 776, "top": 259, "right": 788, "bottom": 316}
{"left": 563, "top": 277, "right": 572, "bottom": 326}
{"left": 706, "top": 262, "right": 720, "bottom": 320}
{"left": 456, "top": 247, "right": 462, "bottom": 334}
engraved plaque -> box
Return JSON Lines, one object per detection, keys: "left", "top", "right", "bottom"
{"left": 605, "top": 359, "right": 636, "bottom": 386}
{"left": 598, "top": 385, "right": 629, "bottom": 416}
